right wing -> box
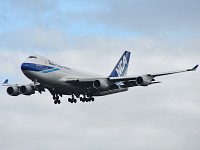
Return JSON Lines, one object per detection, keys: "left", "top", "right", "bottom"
{"left": 2, "top": 79, "right": 46, "bottom": 96}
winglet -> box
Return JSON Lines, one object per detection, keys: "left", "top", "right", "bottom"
{"left": 190, "top": 64, "right": 198, "bottom": 71}
{"left": 3, "top": 79, "right": 9, "bottom": 84}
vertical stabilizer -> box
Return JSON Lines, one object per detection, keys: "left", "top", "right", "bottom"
{"left": 109, "top": 51, "right": 131, "bottom": 77}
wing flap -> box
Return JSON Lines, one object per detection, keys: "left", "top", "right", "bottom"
{"left": 108, "top": 76, "right": 137, "bottom": 82}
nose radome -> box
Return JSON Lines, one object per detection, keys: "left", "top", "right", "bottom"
{"left": 21, "top": 63, "right": 29, "bottom": 71}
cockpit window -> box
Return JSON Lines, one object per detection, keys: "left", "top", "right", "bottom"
{"left": 28, "top": 56, "right": 37, "bottom": 59}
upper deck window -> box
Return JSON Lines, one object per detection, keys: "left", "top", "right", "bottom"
{"left": 28, "top": 56, "right": 37, "bottom": 59}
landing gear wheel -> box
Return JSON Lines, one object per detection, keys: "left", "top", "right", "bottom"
{"left": 54, "top": 100, "right": 61, "bottom": 104}
{"left": 68, "top": 95, "right": 77, "bottom": 103}
{"left": 52, "top": 93, "right": 61, "bottom": 104}
{"left": 81, "top": 96, "right": 95, "bottom": 103}
{"left": 80, "top": 97, "right": 85, "bottom": 102}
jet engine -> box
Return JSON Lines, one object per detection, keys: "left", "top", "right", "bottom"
{"left": 136, "top": 75, "right": 152, "bottom": 86}
{"left": 93, "top": 79, "right": 109, "bottom": 90}
{"left": 7, "top": 86, "right": 20, "bottom": 96}
{"left": 19, "top": 85, "right": 35, "bottom": 95}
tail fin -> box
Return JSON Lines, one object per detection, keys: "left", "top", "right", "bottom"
{"left": 109, "top": 51, "right": 131, "bottom": 77}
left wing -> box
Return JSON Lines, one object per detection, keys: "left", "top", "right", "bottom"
{"left": 108, "top": 64, "right": 198, "bottom": 87}
{"left": 59, "top": 65, "right": 198, "bottom": 92}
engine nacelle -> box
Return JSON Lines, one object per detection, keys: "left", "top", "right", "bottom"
{"left": 7, "top": 86, "right": 20, "bottom": 96}
{"left": 136, "top": 75, "right": 152, "bottom": 86}
{"left": 19, "top": 85, "right": 35, "bottom": 95}
{"left": 93, "top": 79, "right": 109, "bottom": 90}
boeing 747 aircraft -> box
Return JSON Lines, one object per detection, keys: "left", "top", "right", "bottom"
{"left": 2, "top": 51, "right": 198, "bottom": 104}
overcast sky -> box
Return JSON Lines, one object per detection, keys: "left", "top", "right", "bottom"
{"left": 0, "top": 0, "right": 200, "bottom": 150}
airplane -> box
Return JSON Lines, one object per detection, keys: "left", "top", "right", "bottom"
{"left": 2, "top": 51, "right": 198, "bottom": 104}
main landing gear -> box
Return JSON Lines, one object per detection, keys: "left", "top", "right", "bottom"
{"left": 52, "top": 94, "right": 95, "bottom": 104}
{"left": 53, "top": 94, "right": 61, "bottom": 104}
{"left": 80, "top": 96, "right": 94, "bottom": 103}
{"left": 68, "top": 95, "right": 95, "bottom": 103}
{"left": 68, "top": 94, "right": 77, "bottom": 103}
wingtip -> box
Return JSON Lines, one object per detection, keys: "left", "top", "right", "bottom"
{"left": 186, "top": 65, "right": 198, "bottom": 71}
{"left": 192, "top": 64, "right": 199, "bottom": 71}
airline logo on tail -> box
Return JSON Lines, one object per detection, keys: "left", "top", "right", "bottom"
{"left": 109, "top": 51, "right": 131, "bottom": 77}
{"left": 115, "top": 55, "right": 128, "bottom": 76}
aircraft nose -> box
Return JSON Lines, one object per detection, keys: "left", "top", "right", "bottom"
{"left": 21, "top": 63, "right": 30, "bottom": 71}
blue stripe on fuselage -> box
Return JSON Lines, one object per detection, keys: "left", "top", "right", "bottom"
{"left": 21, "top": 63, "right": 60, "bottom": 73}
{"left": 42, "top": 68, "right": 60, "bottom": 73}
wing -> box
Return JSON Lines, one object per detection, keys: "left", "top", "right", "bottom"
{"left": 108, "top": 64, "right": 198, "bottom": 88}
{"left": 2, "top": 79, "right": 46, "bottom": 96}
{"left": 151, "top": 64, "right": 198, "bottom": 77}
{"left": 58, "top": 65, "right": 198, "bottom": 94}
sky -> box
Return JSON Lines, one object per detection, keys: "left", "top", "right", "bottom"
{"left": 0, "top": 0, "right": 200, "bottom": 150}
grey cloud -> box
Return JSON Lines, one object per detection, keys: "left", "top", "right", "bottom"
{"left": 0, "top": 0, "right": 60, "bottom": 29}
{"left": 2, "top": 0, "right": 200, "bottom": 34}
{"left": 0, "top": 27, "right": 68, "bottom": 52}
{"left": 72, "top": 0, "right": 200, "bottom": 34}
{"left": 10, "top": 0, "right": 57, "bottom": 14}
